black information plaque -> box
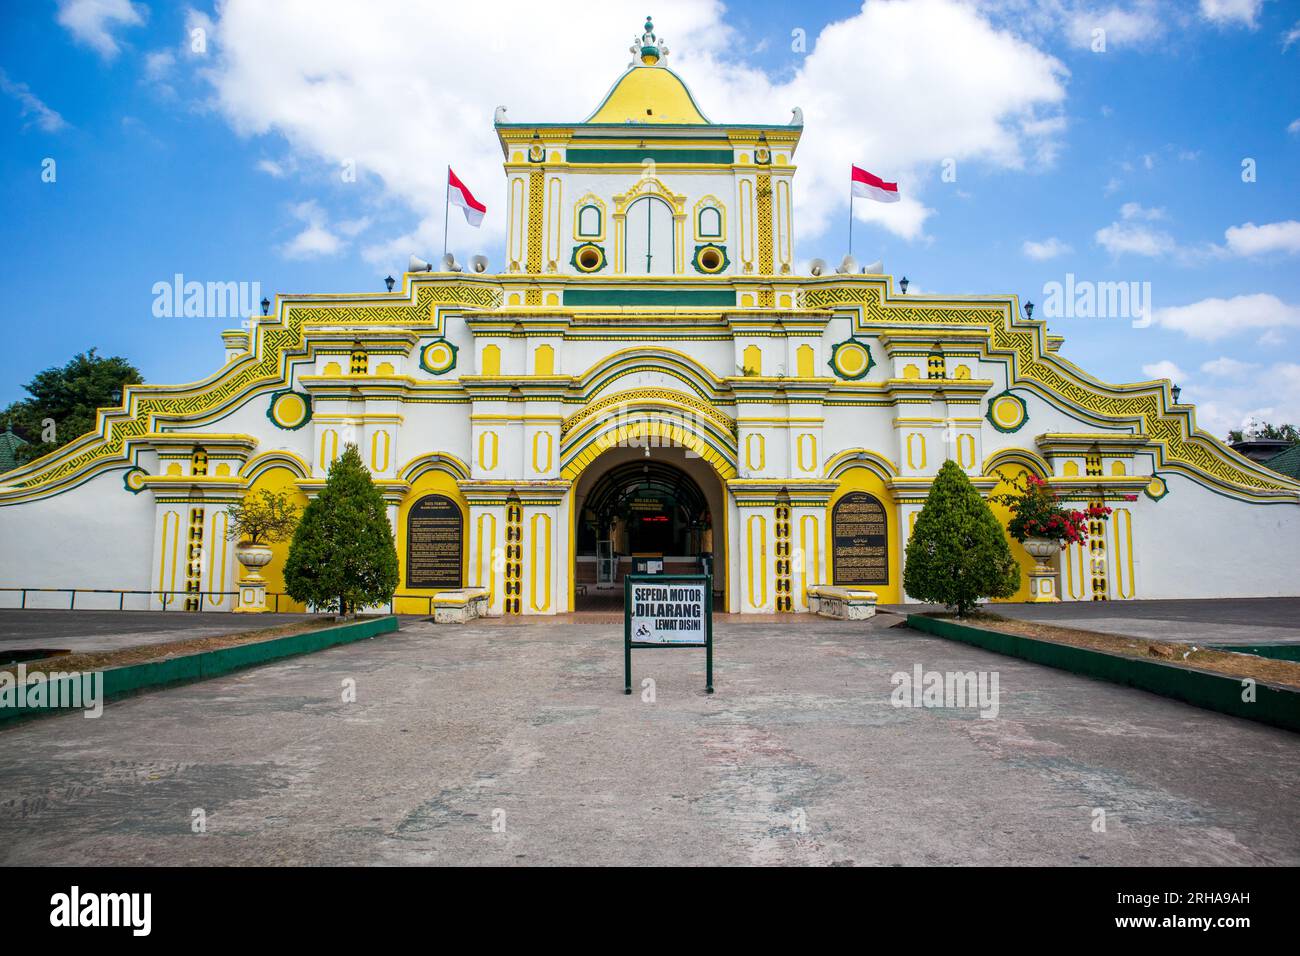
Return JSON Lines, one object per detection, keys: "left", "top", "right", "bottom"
{"left": 406, "top": 494, "right": 464, "bottom": 589}
{"left": 832, "top": 491, "right": 889, "bottom": 586}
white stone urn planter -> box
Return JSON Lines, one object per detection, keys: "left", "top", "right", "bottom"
{"left": 234, "top": 542, "right": 274, "bottom": 612}
{"left": 1021, "top": 536, "right": 1061, "bottom": 602}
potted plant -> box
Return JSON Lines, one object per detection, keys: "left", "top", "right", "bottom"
{"left": 225, "top": 488, "right": 300, "bottom": 612}
{"left": 990, "top": 473, "right": 1132, "bottom": 601}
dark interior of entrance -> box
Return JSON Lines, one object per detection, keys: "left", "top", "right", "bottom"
{"left": 575, "top": 460, "right": 713, "bottom": 609}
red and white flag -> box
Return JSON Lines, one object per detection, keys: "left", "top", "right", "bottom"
{"left": 447, "top": 167, "right": 487, "bottom": 227}
{"left": 851, "top": 165, "right": 900, "bottom": 203}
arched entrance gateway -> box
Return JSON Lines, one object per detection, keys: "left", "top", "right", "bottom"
{"left": 571, "top": 448, "right": 725, "bottom": 610}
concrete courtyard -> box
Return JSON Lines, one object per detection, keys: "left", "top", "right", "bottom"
{"left": 1, "top": 611, "right": 1297, "bottom": 866}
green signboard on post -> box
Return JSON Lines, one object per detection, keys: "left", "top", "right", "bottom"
{"left": 623, "top": 573, "right": 714, "bottom": 694}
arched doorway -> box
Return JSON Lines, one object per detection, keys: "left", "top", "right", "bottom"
{"left": 571, "top": 448, "right": 723, "bottom": 610}
{"left": 625, "top": 196, "right": 675, "bottom": 274}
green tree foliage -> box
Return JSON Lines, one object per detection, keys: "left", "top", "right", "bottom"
{"left": 0, "top": 349, "right": 143, "bottom": 465}
{"left": 904, "top": 460, "right": 1020, "bottom": 617}
{"left": 1228, "top": 421, "right": 1299, "bottom": 445}
{"left": 284, "top": 446, "right": 398, "bottom": 615}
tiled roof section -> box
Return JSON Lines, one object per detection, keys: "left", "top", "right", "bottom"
{"left": 0, "top": 426, "right": 28, "bottom": 474}
{"left": 1263, "top": 443, "right": 1300, "bottom": 480}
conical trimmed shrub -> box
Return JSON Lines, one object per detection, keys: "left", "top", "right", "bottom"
{"left": 904, "top": 460, "right": 1019, "bottom": 616}
{"left": 285, "top": 445, "right": 398, "bottom": 615}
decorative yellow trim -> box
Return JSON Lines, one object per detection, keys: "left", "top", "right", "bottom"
{"left": 478, "top": 431, "right": 499, "bottom": 471}
{"left": 526, "top": 169, "right": 544, "bottom": 276}
{"left": 534, "top": 344, "right": 555, "bottom": 376}
{"left": 509, "top": 176, "right": 526, "bottom": 269}
{"left": 532, "top": 431, "right": 553, "bottom": 474}
{"left": 530, "top": 512, "right": 552, "bottom": 613}
{"left": 1113, "top": 507, "right": 1135, "bottom": 599}
{"left": 561, "top": 416, "right": 736, "bottom": 481}
{"left": 693, "top": 195, "right": 726, "bottom": 242}
{"left": 319, "top": 429, "right": 339, "bottom": 470}
{"left": 747, "top": 514, "right": 767, "bottom": 610}
{"left": 798, "top": 433, "right": 818, "bottom": 473}
{"left": 756, "top": 172, "right": 774, "bottom": 280}
{"left": 573, "top": 193, "right": 607, "bottom": 241}
{"left": 775, "top": 176, "right": 793, "bottom": 273}
{"left": 824, "top": 448, "right": 900, "bottom": 480}
{"left": 1, "top": 281, "right": 500, "bottom": 503}
{"left": 906, "top": 432, "right": 927, "bottom": 470}
{"left": 982, "top": 447, "right": 1050, "bottom": 478}
{"left": 546, "top": 176, "right": 562, "bottom": 272}
{"left": 398, "top": 452, "right": 471, "bottom": 483}
{"left": 370, "top": 430, "right": 390, "bottom": 473}
{"left": 739, "top": 178, "right": 754, "bottom": 271}
{"left": 801, "top": 280, "right": 1296, "bottom": 500}
{"left": 745, "top": 433, "right": 766, "bottom": 471}
{"left": 957, "top": 433, "right": 976, "bottom": 469}
{"left": 206, "top": 510, "right": 229, "bottom": 607}
{"left": 799, "top": 513, "right": 820, "bottom": 609}
{"left": 158, "top": 510, "right": 179, "bottom": 596}
{"left": 475, "top": 512, "right": 496, "bottom": 600}
{"left": 796, "top": 345, "right": 814, "bottom": 378}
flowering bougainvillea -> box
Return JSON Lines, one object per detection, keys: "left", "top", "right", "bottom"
{"left": 990, "top": 472, "right": 1135, "bottom": 549}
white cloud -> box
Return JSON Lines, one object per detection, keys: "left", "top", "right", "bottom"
{"left": 1200, "top": 356, "right": 1258, "bottom": 376}
{"left": 1141, "top": 359, "right": 1186, "bottom": 381}
{"left": 1022, "top": 237, "right": 1073, "bottom": 260}
{"left": 1119, "top": 201, "right": 1165, "bottom": 221}
{"left": 1289, "top": 118, "right": 1300, "bottom": 135}
{"left": 257, "top": 159, "right": 286, "bottom": 178}
{"left": 1182, "top": 362, "right": 1300, "bottom": 439}
{"left": 0, "top": 69, "right": 69, "bottom": 133}
{"left": 1199, "top": 0, "right": 1264, "bottom": 27}
{"left": 1283, "top": 20, "right": 1300, "bottom": 49}
{"left": 1258, "top": 328, "right": 1286, "bottom": 347}
{"left": 1152, "top": 293, "right": 1300, "bottom": 341}
{"left": 1065, "top": 5, "right": 1165, "bottom": 49}
{"left": 279, "top": 200, "right": 362, "bottom": 260}
{"left": 1095, "top": 219, "right": 1176, "bottom": 256}
{"left": 144, "top": 50, "right": 175, "bottom": 80}
{"left": 1225, "top": 220, "right": 1300, "bottom": 256}
{"left": 55, "top": 0, "right": 146, "bottom": 61}
{"left": 1091, "top": 203, "right": 1280, "bottom": 262}
{"left": 191, "top": 0, "right": 1068, "bottom": 259}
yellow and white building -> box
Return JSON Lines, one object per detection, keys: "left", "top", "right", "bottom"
{"left": 2, "top": 19, "right": 1298, "bottom": 614}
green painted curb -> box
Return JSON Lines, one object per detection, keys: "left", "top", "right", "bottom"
{"left": 0, "top": 615, "right": 399, "bottom": 723}
{"left": 907, "top": 614, "right": 1300, "bottom": 734}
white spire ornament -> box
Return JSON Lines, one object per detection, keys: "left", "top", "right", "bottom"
{"left": 634, "top": 16, "right": 668, "bottom": 65}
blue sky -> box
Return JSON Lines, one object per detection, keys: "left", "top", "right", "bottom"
{"left": 2, "top": 0, "right": 1298, "bottom": 438}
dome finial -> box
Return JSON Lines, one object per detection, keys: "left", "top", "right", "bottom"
{"left": 633, "top": 14, "right": 668, "bottom": 65}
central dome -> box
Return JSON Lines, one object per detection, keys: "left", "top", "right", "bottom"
{"left": 584, "top": 17, "right": 711, "bottom": 125}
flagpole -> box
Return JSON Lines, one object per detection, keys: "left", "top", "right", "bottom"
{"left": 847, "top": 166, "right": 853, "bottom": 258}
{"left": 442, "top": 165, "right": 450, "bottom": 261}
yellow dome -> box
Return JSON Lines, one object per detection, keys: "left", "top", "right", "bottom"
{"left": 585, "top": 65, "right": 711, "bottom": 125}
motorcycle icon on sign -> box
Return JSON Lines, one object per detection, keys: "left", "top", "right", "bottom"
{"left": 635, "top": 623, "right": 650, "bottom": 638}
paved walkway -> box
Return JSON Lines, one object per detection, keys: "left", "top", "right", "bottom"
{"left": 1, "top": 612, "right": 1296, "bottom": 866}
{"left": 889, "top": 598, "right": 1300, "bottom": 646}
{"left": 0, "top": 609, "right": 314, "bottom": 655}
